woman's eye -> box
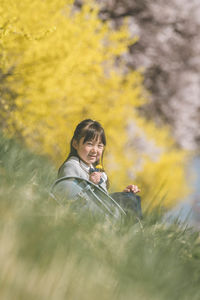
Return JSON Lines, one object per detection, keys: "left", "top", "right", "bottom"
{"left": 87, "top": 142, "right": 93, "bottom": 146}
{"left": 98, "top": 144, "right": 104, "bottom": 149}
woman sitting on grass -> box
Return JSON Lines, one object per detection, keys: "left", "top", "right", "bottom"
{"left": 58, "top": 119, "right": 140, "bottom": 195}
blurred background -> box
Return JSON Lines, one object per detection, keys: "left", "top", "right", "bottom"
{"left": 1, "top": 1, "right": 200, "bottom": 299}
{"left": 0, "top": 0, "right": 200, "bottom": 219}
{"left": 0, "top": 0, "right": 200, "bottom": 216}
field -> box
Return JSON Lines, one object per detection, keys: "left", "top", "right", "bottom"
{"left": 1, "top": 133, "right": 200, "bottom": 300}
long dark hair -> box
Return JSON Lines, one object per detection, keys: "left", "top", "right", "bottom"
{"left": 58, "top": 119, "right": 107, "bottom": 172}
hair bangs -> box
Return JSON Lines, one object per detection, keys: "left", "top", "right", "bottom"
{"left": 83, "top": 125, "right": 106, "bottom": 145}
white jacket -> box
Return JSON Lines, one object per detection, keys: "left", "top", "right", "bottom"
{"left": 58, "top": 156, "right": 108, "bottom": 192}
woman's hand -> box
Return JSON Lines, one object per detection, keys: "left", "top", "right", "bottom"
{"left": 123, "top": 184, "right": 141, "bottom": 194}
{"left": 89, "top": 172, "right": 102, "bottom": 184}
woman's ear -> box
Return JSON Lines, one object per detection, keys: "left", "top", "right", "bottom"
{"left": 72, "top": 139, "right": 78, "bottom": 149}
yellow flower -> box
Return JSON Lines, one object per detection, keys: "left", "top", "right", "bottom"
{"left": 95, "top": 164, "right": 103, "bottom": 171}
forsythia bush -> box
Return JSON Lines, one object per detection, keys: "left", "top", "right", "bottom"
{"left": 0, "top": 0, "right": 189, "bottom": 207}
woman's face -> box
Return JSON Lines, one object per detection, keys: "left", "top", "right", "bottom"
{"left": 73, "top": 137, "right": 104, "bottom": 166}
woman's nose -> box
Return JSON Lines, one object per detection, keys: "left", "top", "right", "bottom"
{"left": 91, "top": 145, "right": 98, "bottom": 152}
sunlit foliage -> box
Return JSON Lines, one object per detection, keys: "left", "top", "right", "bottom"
{"left": 0, "top": 0, "right": 189, "bottom": 207}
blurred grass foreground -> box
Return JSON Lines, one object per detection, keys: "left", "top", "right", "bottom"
{"left": 1, "top": 132, "right": 200, "bottom": 300}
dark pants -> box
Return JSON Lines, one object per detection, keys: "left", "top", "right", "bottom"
{"left": 110, "top": 192, "right": 142, "bottom": 218}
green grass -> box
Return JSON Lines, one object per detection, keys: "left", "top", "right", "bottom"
{"left": 0, "top": 133, "right": 200, "bottom": 300}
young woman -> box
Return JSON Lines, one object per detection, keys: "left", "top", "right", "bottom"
{"left": 58, "top": 119, "right": 140, "bottom": 194}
